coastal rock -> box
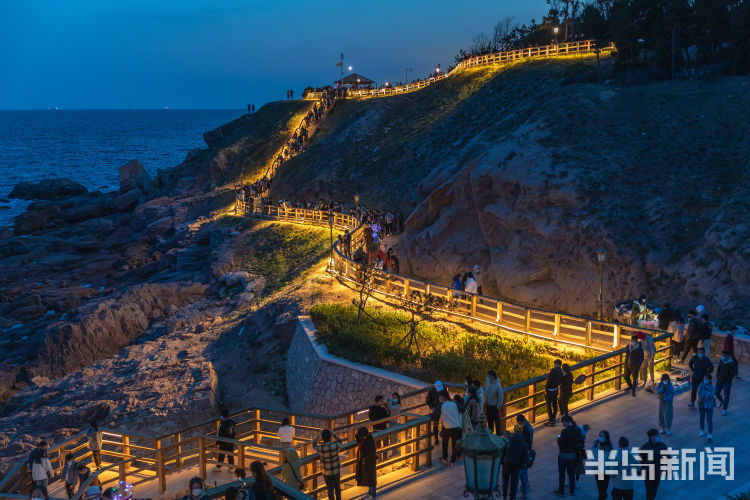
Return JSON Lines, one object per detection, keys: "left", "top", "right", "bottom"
{"left": 9, "top": 178, "right": 87, "bottom": 201}
{"left": 111, "top": 189, "right": 142, "bottom": 212}
{"left": 119, "top": 160, "right": 152, "bottom": 195}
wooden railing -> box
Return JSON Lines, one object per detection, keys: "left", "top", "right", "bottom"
{"left": 348, "top": 40, "right": 610, "bottom": 98}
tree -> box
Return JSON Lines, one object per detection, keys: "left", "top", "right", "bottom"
{"left": 351, "top": 250, "right": 377, "bottom": 325}
{"left": 493, "top": 17, "right": 518, "bottom": 50}
{"left": 393, "top": 291, "right": 448, "bottom": 357}
{"left": 581, "top": 4, "right": 609, "bottom": 82}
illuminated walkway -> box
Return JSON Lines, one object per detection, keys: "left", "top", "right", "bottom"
{"left": 354, "top": 376, "right": 750, "bottom": 500}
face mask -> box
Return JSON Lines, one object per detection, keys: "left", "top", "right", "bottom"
{"left": 192, "top": 489, "right": 203, "bottom": 497}
{"left": 704, "top": 379, "right": 710, "bottom": 384}
{"left": 698, "top": 354, "right": 704, "bottom": 358}
{"left": 653, "top": 436, "right": 661, "bottom": 443}
{"left": 598, "top": 436, "right": 605, "bottom": 443}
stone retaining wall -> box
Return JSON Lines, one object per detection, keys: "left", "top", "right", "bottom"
{"left": 709, "top": 331, "right": 750, "bottom": 364}
{"left": 285, "top": 316, "right": 429, "bottom": 417}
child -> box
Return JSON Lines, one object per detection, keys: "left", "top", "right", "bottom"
{"left": 62, "top": 453, "right": 78, "bottom": 498}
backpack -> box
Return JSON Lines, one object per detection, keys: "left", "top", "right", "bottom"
{"left": 527, "top": 449, "right": 537, "bottom": 468}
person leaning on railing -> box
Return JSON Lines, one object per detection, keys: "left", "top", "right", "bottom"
{"left": 313, "top": 429, "right": 343, "bottom": 500}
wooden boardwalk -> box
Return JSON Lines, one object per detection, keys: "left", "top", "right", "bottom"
{"left": 343, "top": 373, "right": 749, "bottom": 500}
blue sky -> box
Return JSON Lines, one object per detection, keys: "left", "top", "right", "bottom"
{"left": 0, "top": 0, "right": 548, "bottom": 109}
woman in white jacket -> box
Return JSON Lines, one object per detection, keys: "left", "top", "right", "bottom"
{"left": 31, "top": 449, "right": 54, "bottom": 491}
{"left": 668, "top": 311, "right": 685, "bottom": 359}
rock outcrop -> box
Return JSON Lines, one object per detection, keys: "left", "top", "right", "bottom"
{"left": 9, "top": 178, "right": 87, "bottom": 200}
{"left": 119, "top": 159, "right": 152, "bottom": 195}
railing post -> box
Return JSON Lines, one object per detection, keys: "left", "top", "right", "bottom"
{"left": 587, "top": 363, "right": 595, "bottom": 400}
{"left": 499, "top": 403, "right": 507, "bottom": 433}
{"left": 254, "top": 409, "right": 261, "bottom": 444}
{"left": 424, "top": 421, "right": 432, "bottom": 467}
{"left": 528, "top": 383, "right": 536, "bottom": 423}
{"left": 665, "top": 337, "right": 672, "bottom": 371}
{"left": 586, "top": 322, "right": 593, "bottom": 346}
{"left": 404, "top": 279, "right": 410, "bottom": 297}
{"left": 525, "top": 309, "right": 531, "bottom": 333}
{"left": 613, "top": 325, "right": 620, "bottom": 349}
{"left": 156, "top": 439, "right": 166, "bottom": 495}
{"left": 553, "top": 314, "right": 560, "bottom": 339}
{"left": 471, "top": 295, "right": 477, "bottom": 317}
{"left": 614, "top": 354, "right": 623, "bottom": 391}
{"left": 412, "top": 423, "right": 421, "bottom": 471}
{"left": 175, "top": 432, "right": 182, "bottom": 468}
{"left": 198, "top": 436, "right": 207, "bottom": 479}
{"left": 496, "top": 302, "right": 503, "bottom": 325}
{"left": 239, "top": 443, "right": 246, "bottom": 472}
{"left": 121, "top": 435, "right": 131, "bottom": 470}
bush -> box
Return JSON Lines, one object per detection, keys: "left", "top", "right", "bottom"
{"left": 310, "top": 303, "right": 585, "bottom": 390}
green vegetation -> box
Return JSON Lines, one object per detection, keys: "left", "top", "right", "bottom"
{"left": 239, "top": 221, "right": 332, "bottom": 294}
{"left": 310, "top": 303, "right": 587, "bottom": 387}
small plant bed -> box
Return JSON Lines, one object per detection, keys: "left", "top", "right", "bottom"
{"left": 310, "top": 303, "right": 589, "bottom": 389}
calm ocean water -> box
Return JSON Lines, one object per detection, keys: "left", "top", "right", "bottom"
{"left": 0, "top": 109, "right": 244, "bottom": 227}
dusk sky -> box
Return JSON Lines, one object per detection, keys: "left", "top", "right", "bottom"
{"left": 1, "top": 0, "right": 548, "bottom": 110}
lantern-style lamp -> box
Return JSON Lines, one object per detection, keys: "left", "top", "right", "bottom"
{"left": 460, "top": 413, "right": 504, "bottom": 499}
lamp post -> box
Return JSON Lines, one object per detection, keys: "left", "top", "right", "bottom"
{"left": 554, "top": 26, "right": 559, "bottom": 44}
{"left": 459, "top": 413, "right": 504, "bottom": 500}
{"left": 328, "top": 208, "right": 334, "bottom": 271}
{"left": 597, "top": 247, "right": 608, "bottom": 320}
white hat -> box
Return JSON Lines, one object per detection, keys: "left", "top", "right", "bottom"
{"left": 473, "top": 264, "right": 479, "bottom": 270}
{"left": 434, "top": 381, "right": 444, "bottom": 391}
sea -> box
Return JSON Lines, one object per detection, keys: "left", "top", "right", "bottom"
{"left": 0, "top": 109, "right": 244, "bottom": 228}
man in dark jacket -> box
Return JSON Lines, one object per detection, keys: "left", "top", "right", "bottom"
{"left": 624, "top": 335, "right": 644, "bottom": 397}
{"left": 688, "top": 347, "right": 713, "bottom": 407}
{"left": 355, "top": 427, "right": 377, "bottom": 499}
{"left": 657, "top": 303, "right": 672, "bottom": 330}
{"left": 639, "top": 429, "right": 667, "bottom": 500}
{"left": 681, "top": 311, "right": 702, "bottom": 362}
{"left": 502, "top": 424, "right": 529, "bottom": 500}
{"left": 216, "top": 409, "right": 236, "bottom": 468}
{"left": 715, "top": 350, "right": 738, "bottom": 415}
{"left": 426, "top": 381, "right": 443, "bottom": 445}
{"left": 544, "top": 359, "right": 564, "bottom": 426}
{"left": 555, "top": 416, "right": 584, "bottom": 497}
{"left": 368, "top": 395, "right": 390, "bottom": 458}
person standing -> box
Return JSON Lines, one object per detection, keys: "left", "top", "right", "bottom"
{"left": 31, "top": 449, "right": 54, "bottom": 491}
{"left": 668, "top": 311, "right": 685, "bottom": 359}
{"left": 355, "top": 427, "right": 377, "bottom": 499}
{"left": 640, "top": 429, "right": 667, "bottom": 500}
{"left": 280, "top": 448, "right": 303, "bottom": 491}
{"left": 700, "top": 314, "right": 714, "bottom": 357}
{"left": 436, "top": 392, "right": 462, "bottom": 466}
{"left": 501, "top": 424, "right": 529, "bottom": 500}
{"left": 485, "top": 371, "right": 504, "bottom": 435}
{"left": 688, "top": 347, "right": 713, "bottom": 408}
{"left": 62, "top": 453, "right": 78, "bottom": 498}
{"left": 559, "top": 363, "right": 573, "bottom": 418}
{"left": 426, "top": 381, "right": 442, "bottom": 445}
{"left": 680, "top": 311, "right": 702, "bottom": 363}
{"left": 313, "top": 430, "right": 343, "bottom": 500}
{"left": 277, "top": 417, "right": 294, "bottom": 451}
{"left": 623, "top": 335, "right": 644, "bottom": 397}
{"left": 516, "top": 415, "right": 533, "bottom": 498}
{"left": 554, "top": 416, "right": 584, "bottom": 497}
{"left": 544, "top": 360, "right": 564, "bottom": 426}
{"left": 611, "top": 437, "right": 635, "bottom": 500}
{"left": 657, "top": 303, "right": 672, "bottom": 330}
{"left": 249, "top": 461, "right": 275, "bottom": 500}
{"left": 472, "top": 379, "right": 484, "bottom": 408}
{"left": 465, "top": 386, "right": 481, "bottom": 427}
{"left": 369, "top": 395, "right": 390, "bottom": 459}
{"left": 698, "top": 374, "right": 716, "bottom": 441}
{"left": 87, "top": 421, "right": 103, "bottom": 469}
{"left": 715, "top": 350, "right": 738, "bottom": 416}
{"left": 637, "top": 331, "right": 656, "bottom": 391}
{"left": 591, "top": 430, "right": 613, "bottom": 500}
{"left": 27, "top": 441, "right": 49, "bottom": 472}
{"left": 216, "top": 409, "right": 236, "bottom": 468}
{"left": 656, "top": 374, "right": 674, "bottom": 435}
{"left": 473, "top": 265, "right": 483, "bottom": 295}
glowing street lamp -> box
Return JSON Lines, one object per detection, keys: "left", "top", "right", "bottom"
{"left": 460, "top": 413, "right": 504, "bottom": 500}
{"left": 554, "top": 26, "right": 559, "bottom": 44}
{"left": 597, "top": 247, "right": 608, "bottom": 320}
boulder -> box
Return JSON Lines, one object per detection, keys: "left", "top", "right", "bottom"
{"left": 110, "top": 189, "right": 142, "bottom": 212}
{"left": 9, "top": 178, "right": 87, "bottom": 200}
{"left": 13, "top": 210, "right": 52, "bottom": 235}
{"left": 118, "top": 160, "right": 152, "bottom": 195}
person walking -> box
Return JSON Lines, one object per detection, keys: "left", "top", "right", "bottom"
{"left": 623, "top": 335, "right": 644, "bottom": 397}
{"left": 591, "top": 430, "right": 613, "bottom": 500}
{"left": 639, "top": 429, "right": 667, "bottom": 500}
{"left": 611, "top": 437, "right": 635, "bottom": 500}
{"left": 680, "top": 311, "right": 702, "bottom": 363}
{"left": 502, "top": 424, "right": 529, "bottom": 500}
{"left": 426, "top": 381, "right": 443, "bottom": 445}
{"left": 668, "top": 311, "right": 685, "bottom": 359}
{"left": 700, "top": 314, "right": 714, "bottom": 357}
{"left": 559, "top": 363, "right": 573, "bottom": 418}
{"left": 62, "top": 453, "right": 78, "bottom": 498}
{"left": 355, "top": 427, "right": 377, "bottom": 499}
{"left": 637, "top": 331, "right": 657, "bottom": 390}
{"left": 554, "top": 416, "right": 583, "bottom": 497}
{"left": 436, "top": 391, "right": 462, "bottom": 466}
{"left": 656, "top": 374, "right": 674, "bottom": 435}
{"left": 698, "top": 374, "right": 716, "bottom": 441}
{"left": 313, "top": 430, "right": 343, "bottom": 500}
{"left": 277, "top": 417, "right": 294, "bottom": 452}
{"left": 715, "top": 350, "right": 738, "bottom": 415}
{"left": 485, "top": 371, "right": 504, "bottom": 435}
{"left": 544, "top": 360, "right": 564, "bottom": 426}
{"left": 31, "top": 449, "right": 54, "bottom": 491}
{"left": 216, "top": 409, "right": 236, "bottom": 468}
{"left": 281, "top": 447, "right": 303, "bottom": 491}
{"left": 87, "top": 421, "right": 103, "bottom": 469}
{"left": 688, "top": 347, "right": 713, "bottom": 407}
